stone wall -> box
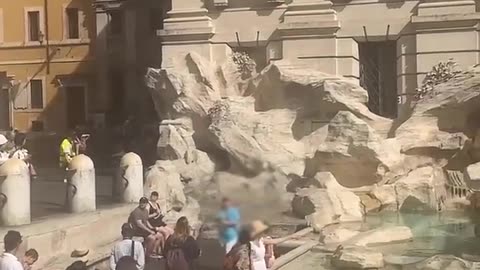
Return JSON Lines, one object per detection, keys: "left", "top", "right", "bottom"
{"left": 160, "top": 0, "right": 480, "bottom": 113}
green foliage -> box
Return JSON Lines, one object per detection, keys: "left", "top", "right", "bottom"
{"left": 232, "top": 51, "right": 257, "bottom": 79}
{"left": 415, "top": 59, "right": 461, "bottom": 100}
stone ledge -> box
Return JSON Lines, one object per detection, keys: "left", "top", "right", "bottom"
{"left": 417, "top": 0, "right": 475, "bottom": 9}
{"left": 0, "top": 204, "right": 136, "bottom": 268}
{"left": 278, "top": 21, "right": 340, "bottom": 37}
{"left": 158, "top": 28, "right": 216, "bottom": 42}
{"left": 411, "top": 13, "right": 480, "bottom": 24}
{"left": 43, "top": 240, "right": 114, "bottom": 270}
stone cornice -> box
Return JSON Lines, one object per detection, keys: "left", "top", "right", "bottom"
{"left": 157, "top": 27, "right": 215, "bottom": 42}
{"left": 278, "top": 21, "right": 341, "bottom": 36}
{"left": 411, "top": 12, "right": 480, "bottom": 28}
{"left": 417, "top": 0, "right": 475, "bottom": 9}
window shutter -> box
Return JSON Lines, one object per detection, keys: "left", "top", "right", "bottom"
{"left": 13, "top": 82, "right": 28, "bottom": 109}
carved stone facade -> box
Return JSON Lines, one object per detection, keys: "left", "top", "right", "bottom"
{"left": 159, "top": 0, "right": 480, "bottom": 117}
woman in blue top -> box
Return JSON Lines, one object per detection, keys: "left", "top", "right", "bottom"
{"left": 217, "top": 197, "right": 241, "bottom": 253}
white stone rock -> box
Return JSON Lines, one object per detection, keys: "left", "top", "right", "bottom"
{"left": 414, "top": 255, "right": 472, "bottom": 270}
{"left": 370, "top": 184, "right": 398, "bottom": 211}
{"left": 144, "top": 162, "right": 187, "bottom": 211}
{"left": 163, "top": 197, "right": 201, "bottom": 229}
{"left": 464, "top": 162, "right": 480, "bottom": 189}
{"left": 395, "top": 67, "right": 480, "bottom": 155}
{"left": 305, "top": 111, "right": 404, "bottom": 188}
{"left": 311, "top": 171, "right": 344, "bottom": 189}
{"left": 394, "top": 166, "right": 445, "bottom": 212}
{"left": 208, "top": 97, "right": 305, "bottom": 175}
{"left": 345, "top": 226, "right": 413, "bottom": 247}
{"left": 331, "top": 246, "right": 384, "bottom": 269}
{"left": 319, "top": 228, "right": 359, "bottom": 244}
{"left": 292, "top": 187, "right": 363, "bottom": 231}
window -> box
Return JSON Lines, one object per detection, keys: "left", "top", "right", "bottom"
{"left": 66, "top": 8, "right": 79, "bottom": 39}
{"left": 109, "top": 11, "right": 122, "bottom": 36}
{"left": 28, "top": 11, "right": 40, "bottom": 42}
{"left": 30, "top": 79, "right": 43, "bottom": 109}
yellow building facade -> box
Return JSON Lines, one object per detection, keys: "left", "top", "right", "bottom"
{"left": 0, "top": 0, "right": 96, "bottom": 132}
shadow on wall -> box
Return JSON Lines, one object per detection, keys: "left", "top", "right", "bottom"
{"left": 16, "top": 0, "right": 97, "bottom": 167}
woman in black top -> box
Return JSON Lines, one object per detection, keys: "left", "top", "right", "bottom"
{"left": 148, "top": 191, "right": 174, "bottom": 252}
{"left": 164, "top": 216, "right": 201, "bottom": 270}
{"left": 148, "top": 191, "right": 166, "bottom": 227}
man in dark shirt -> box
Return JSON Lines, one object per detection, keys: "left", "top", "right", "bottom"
{"left": 128, "top": 197, "right": 164, "bottom": 258}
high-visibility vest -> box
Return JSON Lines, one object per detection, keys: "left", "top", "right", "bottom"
{"left": 59, "top": 138, "right": 74, "bottom": 168}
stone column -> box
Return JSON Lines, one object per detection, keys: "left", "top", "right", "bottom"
{"left": 67, "top": 155, "right": 96, "bottom": 213}
{"left": 278, "top": 0, "right": 341, "bottom": 74}
{"left": 95, "top": 12, "right": 110, "bottom": 112}
{"left": 115, "top": 152, "right": 143, "bottom": 203}
{"left": 124, "top": 8, "right": 137, "bottom": 114}
{"left": 159, "top": 0, "right": 215, "bottom": 68}
{"left": 412, "top": 0, "right": 480, "bottom": 98}
{"left": 0, "top": 159, "right": 30, "bottom": 226}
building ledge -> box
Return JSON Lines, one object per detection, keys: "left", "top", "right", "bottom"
{"left": 417, "top": 0, "right": 475, "bottom": 9}
{"left": 157, "top": 27, "right": 215, "bottom": 42}
{"left": 411, "top": 13, "right": 480, "bottom": 24}
{"left": 278, "top": 21, "right": 340, "bottom": 36}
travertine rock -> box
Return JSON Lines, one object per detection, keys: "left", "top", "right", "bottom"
{"left": 370, "top": 184, "right": 398, "bottom": 211}
{"left": 163, "top": 197, "right": 201, "bottom": 228}
{"left": 395, "top": 67, "right": 480, "bottom": 155}
{"left": 208, "top": 97, "right": 305, "bottom": 175}
{"left": 147, "top": 53, "right": 479, "bottom": 216}
{"left": 305, "top": 111, "right": 404, "bottom": 188}
{"left": 319, "top": 228, "right": 359, "bottom": 244}
{"left": 345, "top": 226, "right": 413, "bottom": 247}
{"left": 464, "top": 161, "right": 480, "bottom": 189}
{"left": 144, "top": 162, "right": 187, "bottom": 211}
{"left": 413, "top": 255, "right": 472, "bottom": 270}
{"left": 331, "top": 246, "right": 384, "bottom": 269}
{"left": 311, "top": 171, "right": 343, "bottom": 189}
{"left": 158, "top": 124, "right": 189, "bottom": 160}
{"left": 394, "top": 166, "right": 445, "bottom": 212}
{"left": 293, "top": 187, "right": 363, "bottom": 231}
{"left": 190, "top": 171, "right": 292, "bottom": 221}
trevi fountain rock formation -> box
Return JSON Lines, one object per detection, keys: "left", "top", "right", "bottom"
{"left": 145, "top": 52, "right": 480, "bottom": 244}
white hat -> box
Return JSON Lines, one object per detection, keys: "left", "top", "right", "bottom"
{"left": 0, "top": 135, "right": 7, "bottom": 146}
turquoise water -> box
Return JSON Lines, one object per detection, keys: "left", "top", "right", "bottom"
{"left": 363, "top": 211, "right": 480, "bottom": 257}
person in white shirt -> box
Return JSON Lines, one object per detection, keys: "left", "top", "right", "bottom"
{"left": 0, "top": 134, "right": 9, "bottom": 165}
{"left": 110, "top": 223, "right": 145, "bottom": 270}
{"left": 0, "top": 230, "right": 24, "bottom": 270}
{"left": 249, "top": 221, "right": 275, "bottom": 270}
{"left": 9, "top": 133, "right": 37, "bottom": 179}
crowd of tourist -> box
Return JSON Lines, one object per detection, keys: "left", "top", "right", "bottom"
{"left": 0, "top": 130, "right": 37, "bottom": 179}
{"left": 0, "top": 195, "right": 278, "bottom": 270}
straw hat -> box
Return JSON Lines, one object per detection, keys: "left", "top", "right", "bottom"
{"left": 249, "top": 220, "right": 269, "bottom": 238}
{"left": 71, "top": 249, "right": 89, "bottom": 258}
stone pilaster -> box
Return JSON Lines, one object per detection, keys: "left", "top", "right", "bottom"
{"left": 276, "top": 0, "right": 342, "bottom": 75}
{"left": 124, "top": 8, "right": 137, "bottom": 113}
{"left": 94, "top": 12, "right": 109, "bottom": 112}
{"left": 412, "top": 0, "right": 480, "bottom": 88}
{"left": 159, "top": 0, "right": 215, "bottom": 68}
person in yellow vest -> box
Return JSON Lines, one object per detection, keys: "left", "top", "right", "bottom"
{"left": 59, "top": 130, "right": 77, "bottom": 169}
{"left": 60, "top": 130, "right": 78, "bottom": 211}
